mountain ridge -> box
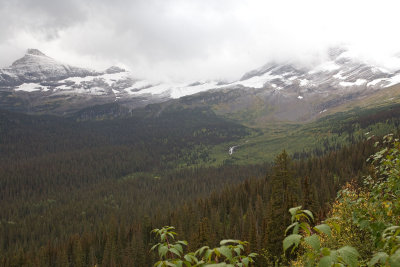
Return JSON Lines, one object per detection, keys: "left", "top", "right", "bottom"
{"left": 1, "top": 47, "right": 400, "bottom": 121}
{"left": 1, "top": 49, "right": 99, "bottom": 86}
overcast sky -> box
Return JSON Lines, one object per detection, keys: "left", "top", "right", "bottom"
{"left": 1, "top": 0, "right": 400, "bottom": 82}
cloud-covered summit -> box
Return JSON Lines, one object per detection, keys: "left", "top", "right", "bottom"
{"left": 1, "top": 0, "right": 400, "bottom": 82}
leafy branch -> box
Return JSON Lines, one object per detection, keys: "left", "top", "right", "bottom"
{"left": 151, "top": 226, "right": 257, "bottom": 267}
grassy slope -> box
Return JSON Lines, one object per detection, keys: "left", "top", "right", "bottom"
{"left": 325, "top": 83, "right": 400, "bottom": 115}
{"left": 193, "top": 84, "right": 400, "bottom": 166}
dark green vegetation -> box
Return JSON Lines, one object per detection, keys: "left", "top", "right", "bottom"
{"left": 150, "top": 226, "right": 258, "bottom": 266}
{"left": 150, "top": 136, "right": 400, "bottom": 266}
{"left": 207, "top": 102, "right": 400, "bottom": 165}
{"left": 283, "top": 135, "right": 400, "bottom": 266}
{"left": 1, "top": 97, "right": 400, "bottom": 266}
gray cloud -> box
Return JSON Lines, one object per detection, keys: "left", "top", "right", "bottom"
{"left": 0, "top": 0, "right": 86, "bottom": 39}
{"left": 1, "top": 0, "right": 400, "bottom": 81}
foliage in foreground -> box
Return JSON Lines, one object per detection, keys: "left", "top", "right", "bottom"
{"left": 152, "top": 134, "right": 400, "bottom": 266}
{"left": 286, "top": 134, "right": 400, "bottom": 266}
{"left": 150, "top": 226, "right": 257, "bottom": 267}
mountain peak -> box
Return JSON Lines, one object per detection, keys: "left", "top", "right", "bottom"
{"left": 3, "top": 48, "right": 99, "bottom": 85}
{"left": 26, "top": 49, "right": 47, "bottom": 57}
{"left": 327, "top": 46, "right": 347, "bottom": 60}
{"left": 105, "top": 66, "right": 126, "bottom": 74}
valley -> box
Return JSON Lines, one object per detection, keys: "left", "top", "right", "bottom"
{"left": 1, "top": 48, "right": 400, "bottom": 266}
{"left": 3, "top": 0, "right": 400, "bottom": 265}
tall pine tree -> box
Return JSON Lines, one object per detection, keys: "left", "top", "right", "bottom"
{"left": 264, "top": 150, "right": 299, "bottom": 257}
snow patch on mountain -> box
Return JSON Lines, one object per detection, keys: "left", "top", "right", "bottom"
{"left": 333, "top": 71, "right": 346, "bottom": 80}
{"left": 125, "top": 80, "right": 224, "bottom": 99}
{"left": 3, "top": 46, "right": 400, "bottom": 116}
{"left": 233, "top": 71, "right": 284, "bottom": 89}
{"left": 309, "top": 61, "right": 341, "bottom": 74}
{"left": 339, "top": 79, "right": 367, "bottom": 87}
{"left": 387, "top": 73, "right": 400, "bottom": 86}
{"left": 299, "top": 79, "right": 309, "bottom": 86}
{"left": 15, "top": 83, "right": 43, "bottom": 92}
{"left": 367, "top": 78, "right": 387, "bottom": 87}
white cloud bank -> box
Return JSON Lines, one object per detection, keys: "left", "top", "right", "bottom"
{"left": 1, "top": 0, "right": 400, "bottom": 82}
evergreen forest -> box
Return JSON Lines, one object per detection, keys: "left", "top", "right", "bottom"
{"left": 1, "top": 102, "right": 400, "bottom": 266}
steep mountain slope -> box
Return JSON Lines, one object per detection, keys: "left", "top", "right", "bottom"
{"left": 0, "top": 49, "right": 98, "bottom": 86}
{"left": 0, "top": 49, "right": 167, "bottom": 114}
{"left": 1, "top": 47, "right": 400, "bottom": 119}
{"left": 181, "top": 48, "right": 400, "bottom": 124}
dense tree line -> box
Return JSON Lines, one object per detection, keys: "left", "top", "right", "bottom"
{"left": 1, "top": 103, "right": 400, "bottom": 266}
{"left": 0, "top": 106, "right": 249, "bottom": 201}
{"left": 0, "top": 136, "right": 378, "bottom": 266}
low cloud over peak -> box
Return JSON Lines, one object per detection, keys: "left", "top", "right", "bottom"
{"left": 1, "top": 0, "right": 400, "bottom": 82}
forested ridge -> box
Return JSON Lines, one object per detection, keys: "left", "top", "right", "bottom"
{"left": 1, "top": 104, "right": 400, "bottom": 266}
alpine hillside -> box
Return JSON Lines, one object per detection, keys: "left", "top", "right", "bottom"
{"left": 1, "top": 47, "right": 400, "bottom": 121}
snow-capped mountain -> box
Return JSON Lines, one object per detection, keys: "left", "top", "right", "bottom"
{"left": 178, "top": 47, "right": 400, "bottom": 123}
{"left": 0, "top": 49, "right": 223, "bottom": 101}
{"left": 0, "top": 47, "right": 400, "bottom": 117}
{"left": 238, "top": 47, "right": 400, "bottom": 94}
{"left": 0, "top": 49, "right": 98, "bottom": 86}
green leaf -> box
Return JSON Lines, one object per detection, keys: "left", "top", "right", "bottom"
{"left": 304, "top": 234, "right": 320, "bottom": 251}
{"left": 382, "top": 225, "right": 400, "bottom": 239}
{"left": 177, "top": 240, "right": 188, "bottom": 246}
{"left": 388, "top": 252, "right": 400, "bottom": 267}
{"left": 184, "top": 254, "right": 197, "bottom": 263}
{"left": 161, "top": 233, "right": 166, "bottom": 242}
{"left": 168, "top": 232, "right": 177, "bottom": 239}
{"left": 218, "top": 246, "right": 233, "bottom": 262}
{"left": 283, "top": 234, "right": 302, "bottom": 252}
{"left": 293, "top": 223, "right": 300, "bottom": 235}
{"left": 204, "top": 263, "right": 234, "bottom": 267}
{"left": 195, "top": 246, "right": 209, "bottom": 256}
{"left": 159, "top": 245, "right": 168, "bottom": 258}
{"left": 299, "top": 222, "right": 311, "bottom": 235}
{"left": 204, "top": 248, "right": 213, "bottom": 261}
{"left": 173, "top": 244, "right": 183, "bottom": 255}
{"left": 220, "top": 239, "right": 240, "bottom": 246}
{"left": 314, "top": 224, "right": 332, "bottom": 237}
{"left": 318, "top": 256, "right": 332, "bottom": 267}
{"left": 302, "top": 210, "right": 314, "bottom": 222}
{"left": 369, "top": 252, "right": 388, "bottom": 266}
{"left": 242, "top": 257, "right": 250, "bottom": 266}
{"left": 289, "top": 206, "right": 302, "bottom": 217}
{"left": 248, "top": 253, "right": 258, "bottom": 258}
{"left": 321, "top": 247, "right": 331, "bottom": 256}
{"left": 169, "top": 247, "right": 182, "bottom": 257}
{"left": 330, "top": 249, "right": 338, "bottom": 262}
{"left": 285, "top": 222, "right": 299, "bottom": 235}
{"left": 213, "top": 248, "right": 221, "bottom": 258}
{"left": 337, "top": 246, "right": 359, "bottom": 267}
{"left": 151, "top": 243, "right": 160, "bottom": 251}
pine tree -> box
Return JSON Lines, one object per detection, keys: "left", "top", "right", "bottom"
{"left": 264, "top": 150, "right": 298, "bottom": 257}
{"left": 301, "top": 176, "right": 319, "bottom": 214}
